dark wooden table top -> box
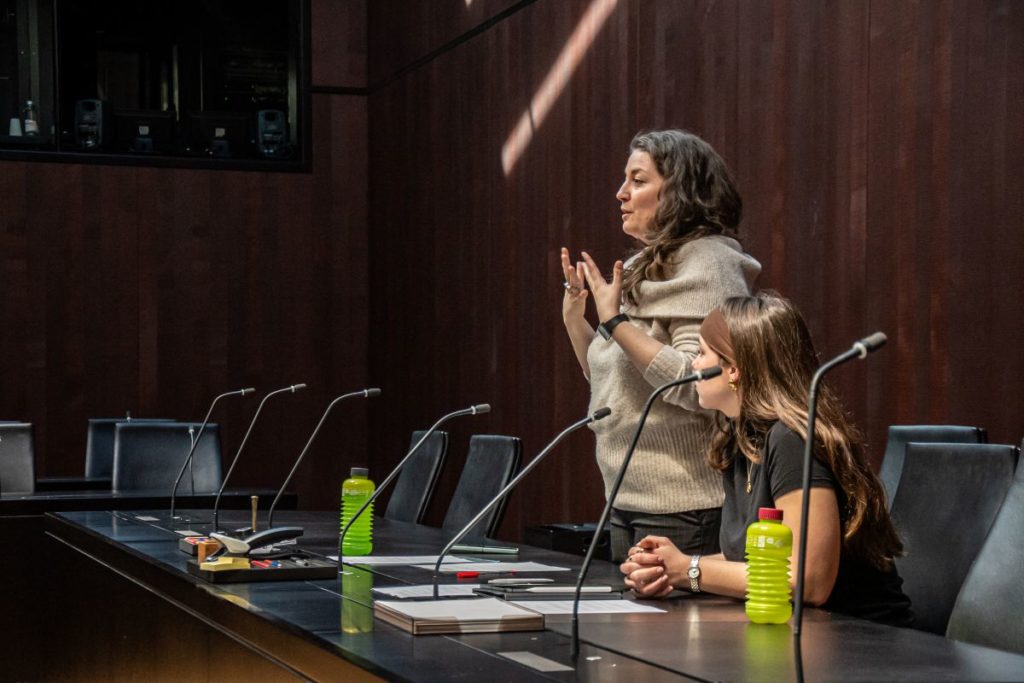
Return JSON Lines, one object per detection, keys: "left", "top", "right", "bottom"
{"left": 46, "top": 510, "right": 1024, "bottom": 682}
{"left": 1, "top": 489, "right": 295, "bottom": 515}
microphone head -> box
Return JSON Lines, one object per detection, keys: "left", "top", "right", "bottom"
{"left": 240, "top": 387, "right": 256, "bottom": 395}
{"left": 364, "top": 387, "right": 382, "bottom": 397}
{"left": 471, "top": 403, "right": 491, "bottom": 415}
{"left": 590, "top": 407, "right": 612, "bottom": 421}
{"left": 860, "top": 332, "right": 887, "bottom": 352}
{"left": 291, "top": 383, "right": 308, "bottom": 392}
{"left": 853, "top": 332, "right": 887, "bottom": 359}
{"left": 697, "top": 365, "right": 723, "bottom": 380}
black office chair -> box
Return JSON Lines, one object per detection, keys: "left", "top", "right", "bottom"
{"left": 384, "top": 430, "right": 449, "bottom": 524}
{"left": 85, "top": 417, "right": 176, "bottom": 479}
{"left": 441, "top": 435, "right": 521, "bottom": 542}
{"left": 891, "top": 442, "right": 1017, "bottom": 634}
{"left": 946, "top": 446, "right": 1024, "bottom": 653}
{"left": 879, "top": 425, "right": 987, "bottom": 508}
{"left": 0, "top": 422, "right": 36, "bottom": 494}
{"left": 111, "top": 422, "right": 222, "bottom": 493}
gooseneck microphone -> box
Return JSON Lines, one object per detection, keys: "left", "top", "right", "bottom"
{"left": 793, "top": 332, "right": 886, "bottom": 636}
{"left": 431, "top": 407, "right": 611, "bottom": 598}
{"left": 169, "top": 387, "right": 255, "bottom": 522}
{"left": 570, "top": 366, "right": 722, "bottom": 658}
{"left": 337, "top": 403, "right": 490, "bottom": 573}
{"left": 211, "top": 383, "right": 307, "bottom": 532}
{"left": 267, "top": 388, "right": 382, "bottom": 528}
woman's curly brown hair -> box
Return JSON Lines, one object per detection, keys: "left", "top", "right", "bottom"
{"left": 621, "top": 130, "right": 743, "bottom": 305}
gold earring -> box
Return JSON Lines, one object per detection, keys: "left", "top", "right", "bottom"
{"left": 728, "top": 380, "right": 738, "bottom": 392}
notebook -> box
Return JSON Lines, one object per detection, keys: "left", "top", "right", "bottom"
{"left": 373, "top": 597, "right": 544, "bottom": 635}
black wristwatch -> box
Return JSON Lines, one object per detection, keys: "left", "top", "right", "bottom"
{"left": 598, "top": 313, "right": 630, "bottom": 340}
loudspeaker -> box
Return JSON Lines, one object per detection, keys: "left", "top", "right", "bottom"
{"left": 257, "top": 109, "right": 289, "bottom": 158}
{"left": 74, "top": 99, "right": 109, "bottom": 150}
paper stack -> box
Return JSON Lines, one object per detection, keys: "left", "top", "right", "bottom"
{"left": 373, "top": 597, "right": 544, "bottom": 635}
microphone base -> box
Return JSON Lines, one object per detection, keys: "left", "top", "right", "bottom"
{"left": 132, "top": 512, "right": 213, "bottom": 528}
{"left": 176, "top": 532, "right": 299, "bottom": 558}
{"left": 169, "top": 516, "right": 214, "bottom": 531}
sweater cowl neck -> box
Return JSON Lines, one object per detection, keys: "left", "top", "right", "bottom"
{"left": 622, "top": 235, "right": 760, "bottom": 318}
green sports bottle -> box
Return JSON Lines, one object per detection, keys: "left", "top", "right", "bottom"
{"left": 745, "top": 507, "right": 793, "bottom": 624}
{"left": 340, "top": 467, "right": 375, "bottom": 556}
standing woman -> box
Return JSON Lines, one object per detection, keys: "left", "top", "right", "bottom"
{"left": 622, "top": 294, "right": 912, "bottom": 626}
{"left": 561, "top": 130, "right": 761, "bottom": 561}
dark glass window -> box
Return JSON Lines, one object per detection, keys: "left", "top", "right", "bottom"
{"left": 1, "top": 0, "right": 308, "bottom": 169}
{"left": 0, "top": 0, "right": 56, "bottom": 148}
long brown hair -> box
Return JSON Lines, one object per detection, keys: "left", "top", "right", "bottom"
{"left": 621, "top": 130, "right": 743, "bottom": 306}
{"left": 707, "top": 293, "right": 903, "bottom": 569}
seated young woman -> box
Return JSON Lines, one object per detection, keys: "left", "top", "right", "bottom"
{"left": 620, "top": 293, "right": 913, "bottom": 626}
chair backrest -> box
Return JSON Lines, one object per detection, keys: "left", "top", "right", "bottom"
{"left": 891, "top": 442, "right": 1017, "bottom": 634}
{"left": 111, "top": 422, "right": 222, "bottom": 493}
{"left": 0, "top": 423, "right": 35, "bottom": 494}
{"left": 946, "top": 448, "right": 1024, "bottom": 653}
{"left": 442, "top": 435, "right": 521, "bottom": 542}
{"left": 880, "top": 425, "right": 987, "bottom": 507}
{"left": 85, "top": 417, "right": 177, "bottom": 478}
{"left": 384, "top": 430, "right": 449, "bottom": 524}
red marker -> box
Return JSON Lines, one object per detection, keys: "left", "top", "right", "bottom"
{"left": 456, "top": 571, "right": 479, "bottom": 579}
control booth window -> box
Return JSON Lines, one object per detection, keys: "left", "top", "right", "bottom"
{"left": 0, "top": 0, "right": 309, "bottom": 169}
{"left": 0, "top": 0, "right": 56, "bottom": 149}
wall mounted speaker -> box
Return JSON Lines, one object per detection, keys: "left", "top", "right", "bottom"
{"left": 74, "top": 99, "right": 109, "bottom": 150}
{"left": 257, "top": 109, "right": 289, "bottom": 158}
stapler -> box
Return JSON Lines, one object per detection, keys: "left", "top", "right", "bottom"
{"left": 199, "top": 526, "right": 304, "bottom": 572}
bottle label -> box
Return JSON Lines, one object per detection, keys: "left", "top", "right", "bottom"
{"left": 746, "top": 536, "right": 791, "bottom": 558}
{"left": 756, "top": 535, "right": 784, "bottom": 548}
{"left": 24, "top": 119, "right": 39, "bottom": 135}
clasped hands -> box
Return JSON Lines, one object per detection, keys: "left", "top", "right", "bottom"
{"left": 620, "top": 536, "right": 687, "bottom": 599}
{"left": 559, "top": 247, "right": 625, "bottom": 323}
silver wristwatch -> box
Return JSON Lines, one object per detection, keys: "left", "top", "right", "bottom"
{"left": 688, "top": 554, "right": 702, "bottom": 593}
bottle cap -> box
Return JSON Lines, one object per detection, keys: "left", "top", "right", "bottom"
{"left": 350, "top": 467, "right": 369, "bottom": 477}
{"left": 758, "top": 507, "right": 783, "bottom": 521}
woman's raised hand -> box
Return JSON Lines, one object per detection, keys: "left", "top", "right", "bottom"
{"left": 560, "top": 247, "right": 588, "bottom": 322}
{"left": 580, "top": 251, "right": 624, "bottom": 323}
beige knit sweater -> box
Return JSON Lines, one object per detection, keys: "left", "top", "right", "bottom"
{"left": 587, "top": 235, "right": 761, "bottom": 514}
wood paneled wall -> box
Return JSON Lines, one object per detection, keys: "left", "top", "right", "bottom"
{"left": 2, "top": 1, "right": 1020, "bottom": 539}
{"left": 366, "top": 0, "right": 1024, "bottom": 539}
{"left": 0, "top": 1, "right": 369, "bottom": 510}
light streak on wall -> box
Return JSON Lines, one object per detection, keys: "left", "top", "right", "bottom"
{"left": 501, "top": 0, "right": 619, "bottom": 175}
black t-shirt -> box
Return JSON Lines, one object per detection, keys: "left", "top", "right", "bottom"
{"left": 719, "top": 421, "right": 913, "bottom": 627}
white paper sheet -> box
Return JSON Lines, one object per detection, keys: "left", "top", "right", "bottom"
{"left": 414, "top": 561, "right": 570, "bottom": 573}
{"left": 508, "top": 600, "right": 666, "bottom": 615}
{"left": 326, "top": 554, "right": 472, "bottom": 566}
{"left": 372, "top": 584, "right": 481, "bottom": 599}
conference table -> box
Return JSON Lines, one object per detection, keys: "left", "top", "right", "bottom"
{"left": 0, "top": 489, "right": 296, "bottom": 681}
{"left": 33, "top": 510, "right": 1024, "bottom": 681}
